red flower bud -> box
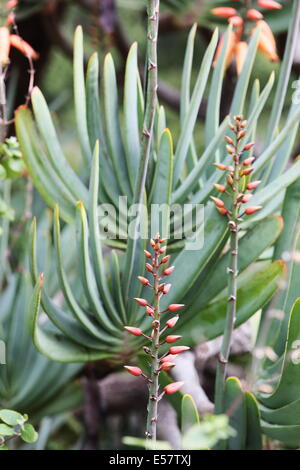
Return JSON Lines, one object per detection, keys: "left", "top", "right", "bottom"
{"left": 159, "top": 246, "right": 167, "bottom": 254}
{"left": 245, "top": 206, "right": 262, "bottom": 215}
{"left": 134, "top": 298, "right": 148, "bottom": 307}
{"left": 211, "top": 196, "right": 225, "bottom": 208}
{"left": 241, "top": 194, "right": 252, "bottom": 203}
{"left": 146, "top": 263, "right": 153, "bottom": 272}
{"left": 214, "top": 184, "right": 226, "bottom": 193}
{"left": 165, "top": 335, "right": 182, "bottom": 344}
{"left": 229, "top": 16, "right": 243, "bottom": 27}
{"left": 146, "top": 306, "right": 155, "bottom": 316}
{"left": 161, "top": 362, "right": 176, "bottom": 371}
{"left": 161, "top": 354, "right": 177, "bottom": 363}
{"left": 164, "top": 381, "right": 185, "bottom": 395}
{"left": 211, "top": 7, "right": 237, "bottom": 18}
{"left": 257, "top": 0, "right": 282, "bottom": 10}
{"left": 163, "top": 266, "right": 175, "bottom": 276}
{"left": 138, "top": 276, "right": 149, "bottom": 286}
{"left": 247, "top": 180, "right": 261, "bottom": 190}
{"left": 214, "top": 163, "right": 227, "bottom": 171}
{"left": 241, "top": 168, "right": 254, "bottom": 176}
{"left": 218, "top": 207, "right": 229, "bottom": 216}
{"left": 243, "top": 157, "right": 255, "bottom": 166}
{"left": 243, "top": 142, "right": 255, "bottom": 151}
{"left": 168, "top": 304, "right": 184, "bottom": 312}
{"left": 166, "top": 316, "right": 179, "bottom": 328}
{"left": 226, "top": 145, "right": 235, "bottom": 155}
{"left": 5, "top": 0, "right": 18, "bottom": 8}
{"left": 124, "top": 366, "right": 142, "bottom": 377}
{"left": 227, "top": 174, "right": 234, "bottom": 185}
{"left": 163, "top": 283, "right": 172, "bottom": 294}
{"left": 169, "top": 346, "right": 190, "bottom": 355}
{"left": 225, "top": 136, "right": 233, "bottom": 145}
{"left": 161, "top": 255, "right": 170, "bottom": 264}
{"left": 144, "top": 250, "right": 152, "bottom": 258}
{"left": 124, "top": 326, "right": 143, "bottom": 336}
{"left": 247, "top": 9, "right": 263, "bottom": 20}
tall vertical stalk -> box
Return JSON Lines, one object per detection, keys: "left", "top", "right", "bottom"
{"left": 145, "top": 247, "right": 160, "bottom": 442}
{"left": 124, "top": 234, "right": 188, "bottom": 446}
{"left": 213, "top": 116, "right": 262, "bottom": 414}
{"left": 123, "top": 0, "right": 160, "bottom": 301}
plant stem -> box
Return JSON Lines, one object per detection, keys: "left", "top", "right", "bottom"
{"left": 123, "top": 0, "right": 160, "bottom": 302}
{"left": 214, "top": 143, "right": 240, "bottom": 415}
{"left": 146, "top": 248, "right": 160, "bottom": 443}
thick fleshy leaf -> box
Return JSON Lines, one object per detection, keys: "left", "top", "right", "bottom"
{"left": 73, "top": 26, "right": 92, "bottom": 164}
{"left": 181, "top": 394, "right": 200, "bottom": 435}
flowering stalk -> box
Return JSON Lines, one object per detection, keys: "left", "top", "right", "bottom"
{"left": 212, "top": 115, "right": 262, "bottom": 414}
{"left": 211, "top": 0, "right": 281, "bottom": 74}
{"left": 124, "top": 234, "right": 189, "bottom": 443}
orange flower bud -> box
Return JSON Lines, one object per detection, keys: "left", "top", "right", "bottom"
{"left": 10, "top": 34, "right": 39, "bottom": 60}
{"left": 214, "top": 31, "right": 237, "bottom": 69}
{"left": 229, "top": 16, "right": 243, "bottom": 27}
{"left": 214, "top": 184, "right": 226, "bottom": 193}
{"left": 236, "top": 41, "right": 248, "bottom": 75}
{"left": 134, "top": 297, "right": 148, "bottom": 306}
{"left": 247, "top": 180, "right": 261, "bottom": 190}
{"left": 0, "top": 27, "right": 10, "bottom": 65}
{"left": 226, "top": 144, "right": 235, "bottom": 154}
{"left": 5, "top": 0, "right": 18, "bottom": 8}
{"left": 161, "top": 362, "right": 176, "bottom": 371}
{"left": 124, "top": 326, "right": 143, "bottom": 336}
{"left": 161, "top": 354, "right": 177, "bottom": 363}
{"left": 245, "top": 206, "right": 262, "bottom": 215}
{"left": 243, "top": 157, "right": 255, "bottom": 166}
{"left": 163, "top": 283, "right": 172, "bottom": 294}
{"left": 211, "top": 7, "right": 237, "bottom": 18}
{"left": 225, "top": 136, "right": 233, "bottom": 145}
{"left": 161, "top": 255, "right": 170, "bottom": 264}
{"left": 168, "top": 304, "right": 184, "bottom": 312}
{"left": 247, "top": 9, "right": 263, "bottom": 20}
{"left": 227, "top": 174, "right": 234, "bottom": 185}
{"left": 257, "top": 0, "right": 282, "bottom": 10}
{"left": 244, "top": 142, "right": 255, "bottom": 151}
{"left": 146, "top": 306, "right": 155, "bottom": 316}
{"left": 218, "top": 207, "right": 229, "bottom": 216}
{"left": 210, "top": 196, "right": 225, "bottom": 208}
{"left": 241, "top": 167, "right": 253, "bottom": 176}
{"left": 169, "top": 346, "right": 190, "bottom": 355}
{"left": 163, "top": 266, "right": 175, "bottom": 276}
{"left": 241, "top": 194, "right": 253, "bottom": 203}
{"left": 124, "top": 366, "right": 142, "bottom": 377}
{"left": 138, "top": 276, "right": 149, "bottom": 286}
{"left": 214, "top": 163, "right": 227, "bottom": 170}
{"left": 164, "top": 381, "right": 184, "bottom": 395}
{"left": 165, "top": 335, "right": 182, "bottom": 344}
{"left": 166, "top": 316, "right": 179, "bottom": 328}
{"left": 145, "top": 263, "right": 153, "bottom": 272}
{"left": 144, "top": 250, "right": 152, "bottom": 258}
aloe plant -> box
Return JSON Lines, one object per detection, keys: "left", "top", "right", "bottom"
{"left": 0, "top": 271, "right": 83, "bottom": 420}
{"left": 14, "top": 0, "right": 298, "bottom": 370}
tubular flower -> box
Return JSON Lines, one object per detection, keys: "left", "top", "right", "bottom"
{"left": 257, "top": 0, "right": 282, "bottom": 9}
{"left": 124, "top": 366, "right": 143, "bottom": 377}
{"left": 124, "top": 326, "right": 143, "bottom": 337}
{"left": 211, "top": 7, "right": 237, "bottom": 18}
{"left": 10, "top": 34, "right": 39, "bottom": 60}
{"left": 164, "top": 382, "right": 185, "bottom": 395}
{"left": 236, "top": 41, "right": 248, "bottom": 75}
